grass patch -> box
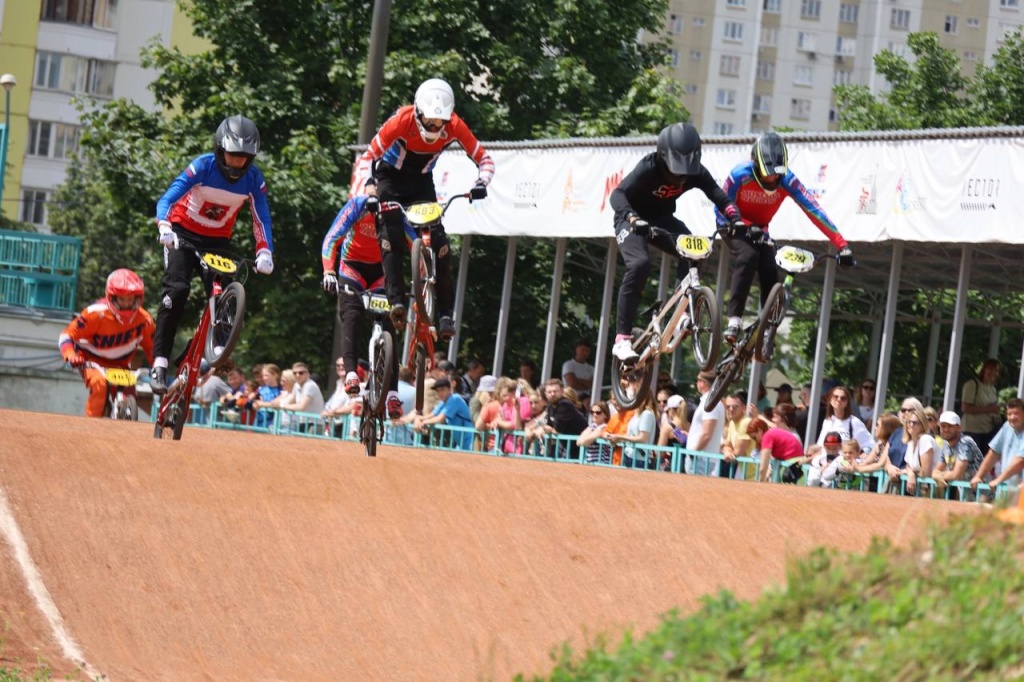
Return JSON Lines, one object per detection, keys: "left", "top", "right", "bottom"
{"left": 522, "top": 513, "right": 1024, "bottom": 681}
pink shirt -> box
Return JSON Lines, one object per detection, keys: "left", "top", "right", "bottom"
{"left": 762, "top": 428, "right": 804, "bottom": 461}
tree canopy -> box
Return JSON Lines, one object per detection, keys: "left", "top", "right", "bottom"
{"left": 50, "top": 0, "right": 686, "bottom": 380}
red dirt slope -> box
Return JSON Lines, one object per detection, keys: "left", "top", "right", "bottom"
{"left": 0, "top": 409, "right": 966, "bottom": 681}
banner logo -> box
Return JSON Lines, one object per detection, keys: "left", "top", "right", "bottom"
{"left": 856, "top": 173, "right": 877, "bottom": 215}
{"left": 562, "top": 170, "right": 585, "bottom": 213}
{"left": 600, "top": 170, "right": 625, "bottom": 211}
{"left": 961, "top": 177, "right": 999, "bottom": 212}
{"left": 893, "top": 172, "right": 926, "bottom": 213}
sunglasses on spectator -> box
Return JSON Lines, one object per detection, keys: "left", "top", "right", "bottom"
{"left": 832, "top": 395, "right": 848, "bottom": 402}
{"left": 900, "top": 407, "right": 914, "bottom": 413}
{"left": 906, "top": 419, "right": 921, "bottom": 426}
{"left": 591, "top": 409, "right": 603, "bottom": 415}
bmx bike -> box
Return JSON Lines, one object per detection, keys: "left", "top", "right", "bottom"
{"left": 704, "top": 234, "right": 822, "bottom": 411}
{"left": 80, "top": 362, "right": 142, "bottom": 420}
{"left": 377, "top": 191, "right": 477, "bottom": 413}
{"left": 351, "top": 287, "right": 395, "bottom": 458}
{"left": 610, "top": 225, "right": 722, "bottom": 411}
{"left": 154, "top": 243, "right": 248, "bottom": 440}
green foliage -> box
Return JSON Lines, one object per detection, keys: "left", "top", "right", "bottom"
{"left": 48, "top": 0, "right": 685, "bottom": 380}
{"left": 524, "top": 514, "right": 1024, "bottom": 680}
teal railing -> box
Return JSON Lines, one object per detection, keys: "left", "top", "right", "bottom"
{"left": 153, "top": 399, "right": 1010, "bottom": 507}
{"left": 0, "top": 229, "right": 81, "bottom": 312}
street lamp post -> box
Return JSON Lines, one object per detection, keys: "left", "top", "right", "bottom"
{"left": 0, "top": 73, "right": 17, "bottom": 215}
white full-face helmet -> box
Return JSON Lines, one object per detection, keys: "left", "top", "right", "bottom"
{"left": 413, "top": 78, "right": 455, "bottom": 143}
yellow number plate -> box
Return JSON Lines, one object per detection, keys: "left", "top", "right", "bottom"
{"left": 406, "top": 202, "right": 443, "bottom": 227}
{"left": 675, "top": 235, "right": 713, "bottom": 260}
{"left": 775, "top": 245, "right": 815, "bottom": 273}
{"left": 367, "top": 293, "right": 391, "bottom": 312}
{"left": 201, "top": 253, "right": 237, "bottom": 274}
{"left": 105, "top": 368, "right": 136, "bottom": 387}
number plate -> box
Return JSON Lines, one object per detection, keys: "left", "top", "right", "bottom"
{"left": 201, "top": 253, "right": 237, "bottom": 274}
{"left": 105, "top": 368, "right": 136, "bottom": 387}
{"left": 675, "top": 235, "right": 713, "bottom": 260}
{"left": 406, "top": 202, "right": 443, "bottom": 227}
{"left": 775, "top": 245, "right": 815, "bottom": 273}
{"left": 366, "top": 293, "right": 391, "bottom": 312}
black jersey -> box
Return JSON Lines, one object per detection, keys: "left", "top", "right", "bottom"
{"left": 609, "top": 152, "right": 736, "bottom": 224}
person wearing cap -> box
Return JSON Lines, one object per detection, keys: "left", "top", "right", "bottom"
{"left": 774, "top": 383, "right": 794, "bottom": 406}
{"left": 469, "top": 373, "right": 499, "bottom": 428}
{"left": 657, "top": 394, "right": 690, "bottom": 449}
{"left": 970, "top": 397, "right": 1024, "bottom": 493}
{"left": 720, "top": 392, "right": 752, "bottom": 479}
{"left": 561, "top": 339, "right": 595, "bottom": 392}
{"left": 807, "top": 431, "right": 845, "bottom": 487}
{"left": 932, "top": 410, "right": 984, "bottom": 500}
{"left": 412, "top": 376, "right": 474, "bottom": 450}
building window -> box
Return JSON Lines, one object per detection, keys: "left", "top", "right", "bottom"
{"left": 690, "top": 50, "right": 703, "bottom": 61}
{"left": 21, "top": 189, "right": 49, "bottom": 226}
{"left": 760, "top": 26, "right": 778, "bottom": 46}
{"left": 797, "top": 31, "right": 818, "bottom": 52}
{"left": 713, "top": 122, "right": 735, "bottom": 134}
{"left": 669, "top": 13, "right": 683, "bottom": 34}
{"left": 757, "top": 60, "right": 776, "bottom": 81}
{"left": 836, "top": 36, "right": 856, "bottom": 56}
{"left": 764, "top": 0, "right": 781, "bottom": 12}
{"left": 28, "top": 121, "right": 81, "bottom": 159}
{"left": 801, "top": 0, "right": 821, "bottom": 19}
{"left": 720, "top": 55, "right": 741, "bottom": 76}
{"left": 41, "top": 0, "right": 118, "bottom": 29}
{"left": 891, "top": 9, "right": 911, "bottom": 30}
{"left": 34, "top": 52, "right": 116, "bottom": 97}
{"left": 839, "top": 3, "right": 859, "bottom": 23}
{"left": 790, "top": 98, "right": 811, "bottom": 120}
{"left": 693, "top": 17, "right": 706, "bottom": 26}
{"left": 724, "top": 21, "right": 744, "bottom": 41}
{"left": 945, "top": 16, "right": 959, "bottom": 33}
{"left": 753, "top": 94, "right": 772, "bottom": 113}
{"left": 726, "top": 0, "right": 746, "bottom": 6}
{"left": 794, "top": 64, "right": 814, "bottom": 86}
{"left": 716, "top": 88, "right": 738, "bottom": 108}
{"left": 684, "top": 84, "right": 699, "bottom": 95}
{"left": 1000, "top": 0, "right": 1019, "bottom": 8}
{"left": 670, "top": 49, "right": 680, "bottom": 67}
{"left": 964, "top": 50, "right": 978, "bottom": 60}
{"left": 966, "top": 18, "right": 980, "bottom": 28}
{"left": 833, "top": 69, "right": 853, "bottom": 86}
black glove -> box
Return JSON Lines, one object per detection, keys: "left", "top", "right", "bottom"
{"left": 727, "top": 217, "right": 746, "bottom": 239}
{"left": 470, "top": 182, "right": 487, "bottom": 201}
{"left": 364, "top": 196, "right": 380, "bottom": 215}
{"left": 631, "top": 219, "right": 651, "bottom": 239}
{"left": 837, "top": 246, "right": 856, "bottom": 267}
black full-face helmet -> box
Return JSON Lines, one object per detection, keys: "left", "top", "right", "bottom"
{"left": 656, "top": 122, "right": 703, "bottom": 181}
{"left": 751, "top": 131, "right": 788, "bottom": 191}
{"left": 214, "top": 115, "right": 261, "bottom": 183}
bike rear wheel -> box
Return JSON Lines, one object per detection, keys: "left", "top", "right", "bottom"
{"left": 411, "top": 238, "right": 435, "bottom": 324}
{"left": 368, "top": 329, "right": 394, "bottom": 416}
{"left": 611, "top": 359, "right": 654, "bottom": 411}
{"left": 414, "top": 342, "right": 428, "bottom": 413}
{"left": 755, "top": 283, "right": 786, "bottom": 364}
{"left": 361, "top": 414, "right": 378, "bottom": 457}
{"left": 204, "top": 281, "right": 246, "bottom": 368}
{"left": 690, "top": 286, "right": 721, "bottom": 372}
{"left": 705, "top": 357, "right": 743, "bottom": 412}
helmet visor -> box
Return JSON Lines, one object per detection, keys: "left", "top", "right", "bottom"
{"left": 419, "top": 115, "right": 446, "bottom": 133}
{"left": 663, "top": 148, "right": 702, "bottom": 177}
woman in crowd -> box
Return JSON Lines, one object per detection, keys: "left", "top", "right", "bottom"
{"left": 577, "top": 400, "right": 613, "bottom": 465}
{"left": 607, "top": 391, "right": 657, "bottom": 469}
{"left": 817, "top": 384, "right": 874, "bottom": 453}
{"left": 747, "top": 403, "right": 805, "bottom": 483}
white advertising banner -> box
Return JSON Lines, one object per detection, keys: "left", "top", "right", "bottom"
{"left": 430, "top": 135, "right": 1024, "bottom": 244}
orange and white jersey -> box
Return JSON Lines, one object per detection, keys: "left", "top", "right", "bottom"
{"left": 59, "top": 300, "right": 155, "bottom": 367}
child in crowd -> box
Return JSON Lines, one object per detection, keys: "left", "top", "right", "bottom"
{"left": 807, "top": 431, "right": 844, "bottom": 487}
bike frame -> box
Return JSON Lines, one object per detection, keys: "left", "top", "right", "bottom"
{"left": 633, "top": 264, "right": 703, "bottom": 367}
{"left": 83, "top": 362, "right": 138, "bottom": 419}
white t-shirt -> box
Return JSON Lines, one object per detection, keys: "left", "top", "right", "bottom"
{"left": 293, "top": 380, "right": 325, "bottom": 414}
{"left": 561, "top": 359, "right": 594, "bottom": 386}
{"left": 903, "top": 434, "right": 936, "bottom": 473}
{"left": 691, "top": 394, "right": 725, "bottom": 454}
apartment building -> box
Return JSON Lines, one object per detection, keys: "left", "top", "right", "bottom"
{"left": 0, "top": 0, "right": 206, "bottom": 230}
{"left": 661, "top": 0, "right": 1024, "bottom": 134}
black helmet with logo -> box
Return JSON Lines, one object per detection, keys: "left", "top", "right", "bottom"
{"left": 751, "top": 131, "right": 788, "bottom": 191}
{"left": 656, "top": 122, "right": 703, "bottom": 180}
{"left": 214, "top": 115, "right": 261, "bottom": 183}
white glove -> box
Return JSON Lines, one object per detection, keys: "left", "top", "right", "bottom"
{"left": 157, "top": 220, "right": 178, "bottom": 249}
{"left": 255, "top": 249, "right": 274, "bottom": 275}
{"left": 322, "top": 272, "right": 338, "bottom": 292}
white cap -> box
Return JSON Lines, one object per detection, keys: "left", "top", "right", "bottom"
{"left": 938, "top": 411, "right": 960, "bottom": 426}
{"left": 477, "top": 375, "right": 498, "bottom": 393}
{"left": 666, "top": 395, "right": 685, "bottom": 410}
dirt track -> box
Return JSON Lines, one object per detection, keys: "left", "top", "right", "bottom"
{"left": 0, "top": 409, "right": 967, "bottom": 680}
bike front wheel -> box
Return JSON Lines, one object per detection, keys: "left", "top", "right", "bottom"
{"left": 610, "top": 359, "right": 654, "bottom": 412}
{"left": 755, "top": 283, "right": 786, "bottom": 364}
{"left": 361, "top": 414, "right": 378, "bottom": 458}
{"left": 154, "top": 390, "right": 188, "bottom": 440}
{"left": 413, "top": 342, "right": 428, "bottom": 414}
{"left": 116, "top": 394, "right": 138, "bottom": 421}
{"left": 204, "top": 281, "right": 246, "bottom": 368}
{"left": 690, "top": 286, "right": 721, "bottom": 372}
{"left": 705, "top": 357, "right": 743, "bottom": 412}
{"left": 411, "top": 238, "right": 435, "bottom": 324}
{"left": 368, "top": 329, "right": 394, "bottom": 416}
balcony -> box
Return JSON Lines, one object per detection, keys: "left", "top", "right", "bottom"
{"left": 0, "top": 229, "right": 81, "bottom": 312}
